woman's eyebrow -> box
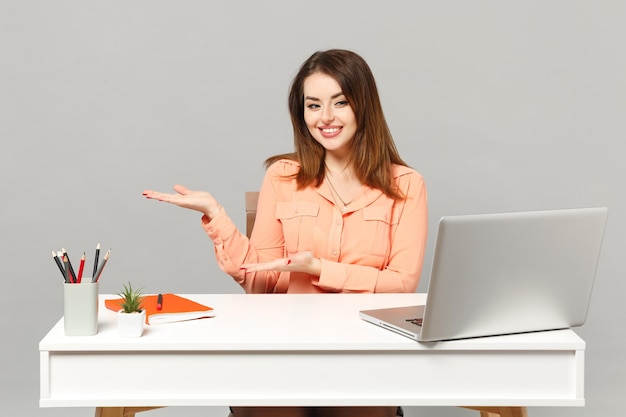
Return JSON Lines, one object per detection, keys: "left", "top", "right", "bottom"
{"left": 304, "top": 92, "right": 345, "bottom": 101}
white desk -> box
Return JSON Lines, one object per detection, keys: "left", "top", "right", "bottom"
{"left": 40, "top": 293, "right": 585, "bottom": 417}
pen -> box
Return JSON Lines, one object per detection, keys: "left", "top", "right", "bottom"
{"left": 92, "top": 243, "right": 100, "bottom": 279}
{"left": 52, "top": 250, "right": 66, "bottom": 281}
{"left": 157, "top": 293, "right": 163, "bottom": 311}
{"left": 61, "top": 248, "right": 77, "bottom": 283}
{"left": 92, "top": 249, "right": 110, "bottom": 282}
{"left": 77, "top": 252, "right": 85, "bottom": 283}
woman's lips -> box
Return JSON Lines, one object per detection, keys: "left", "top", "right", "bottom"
{"left": 319, "top": 126, "right": 342, "bottom": 138}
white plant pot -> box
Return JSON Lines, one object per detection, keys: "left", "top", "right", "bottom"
{"left": 117, "top": 309, "right": 146, "bottom": 337}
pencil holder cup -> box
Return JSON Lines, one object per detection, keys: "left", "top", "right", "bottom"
{"left": 63, "top": 281, "right": 99, "bottom": 336}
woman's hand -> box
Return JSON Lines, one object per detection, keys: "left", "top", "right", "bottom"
{"left": 241, "top": 251, "right": 321, "bottom": 276}
{"left": 142, "top": 184, "right": 223, "bottom": 219}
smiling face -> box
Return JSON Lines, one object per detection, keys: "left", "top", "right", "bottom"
{"left": 303, "top": 72, "right": 357, "bottom": 159}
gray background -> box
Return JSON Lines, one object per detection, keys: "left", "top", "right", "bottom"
{"left": 1, "top": 1, "right": 624, "bottom": 416}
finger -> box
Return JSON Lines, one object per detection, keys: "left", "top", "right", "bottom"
{"left": 142, "top": 189, "right": 159, "bottom": 198}
{"left": 241, "top": 258, "right": 290, "bottom": 272}
{"left": 142, "top": 190, "right": 159, "bottom": 199}
{"left": 240, "top": 262, "right": 265, "bottom": 271}
{"left": 173, "top": 184, "right": 190, "bottom": 195}
{"left": 143, "top": 191, "right": 179, "bottom": 203}
{"left": 241, "top": 263, "right": 266, "bottom": 272}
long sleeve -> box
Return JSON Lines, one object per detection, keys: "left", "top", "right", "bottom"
{"left": 202, "top": 161, "right": 301, "bottom": 293}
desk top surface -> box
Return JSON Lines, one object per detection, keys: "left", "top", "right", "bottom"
{"left": 39, "top": 293, "right": 584, "bottom": 352}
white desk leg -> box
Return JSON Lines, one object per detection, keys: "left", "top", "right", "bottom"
{"left": 95, "top": 407, "right": 164, "bottom": 417}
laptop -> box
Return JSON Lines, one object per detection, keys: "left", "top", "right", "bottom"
{"left": 360, "top": 207, "right": 608, "bottom": 342}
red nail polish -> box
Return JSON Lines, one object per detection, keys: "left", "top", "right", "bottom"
{"left": 286, "top": 259, "right": 292, "bottom": 265}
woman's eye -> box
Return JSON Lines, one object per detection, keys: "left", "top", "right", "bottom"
{"left": 335, "top": 100, "right": 349, "bottom": 107}
{"left": 306, "top": 103, "right": 320, "bottom": 110}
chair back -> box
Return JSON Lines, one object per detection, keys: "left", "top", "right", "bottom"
{"left": 245, "top": 191, "right": 259, "bottom": 238}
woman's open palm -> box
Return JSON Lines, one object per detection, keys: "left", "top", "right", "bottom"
{"left": 143, "top": 184, "right": 222, "bottom": 218}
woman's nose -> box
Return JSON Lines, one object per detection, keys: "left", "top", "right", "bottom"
{"left": 320, "top": 106, "right": 334, "bottom": 123}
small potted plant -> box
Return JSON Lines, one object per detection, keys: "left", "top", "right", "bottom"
{"left": 116, "top": 282, "right": 146, "bottom": 337}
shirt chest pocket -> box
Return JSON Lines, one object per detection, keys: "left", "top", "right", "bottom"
{"left": 362, "top": 205, "right": 397, "bottom": 258}
{"left": 276, "top": 201, "right": 320, "bottom": 253}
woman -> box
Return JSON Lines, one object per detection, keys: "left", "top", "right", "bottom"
{"left": 143, "top": 49, "right": 427, "bottom": 417}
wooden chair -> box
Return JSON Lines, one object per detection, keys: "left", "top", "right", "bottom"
{"left": 245, "top": 191, "right": 260, "bottom": 238}
{"left": 464, "top": 407, "right": 528, "bottom": 417}
{"left": 95, "top": 407, "right": 163, "bottom": 417}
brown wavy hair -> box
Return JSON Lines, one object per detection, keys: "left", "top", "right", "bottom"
{"left": 266, "top": 49, "right": 408, "bottom": 199}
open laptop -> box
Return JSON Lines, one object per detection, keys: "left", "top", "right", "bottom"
{"left": 360, "top": 207, "right": 608, "bottom": 342}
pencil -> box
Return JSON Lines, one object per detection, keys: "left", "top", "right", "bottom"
{"left": 93, "top": 249, "right": 110, "bottom": 282}
{"left": 77, "top": 252, "right": 85, "bottom": 283}
{"left": 63, "top": 254, "right": 71, "bottom": 283}
{"left": 92, "top": 243, "right": 100, "bottom": 279}
{"left": 61, "top": 248, "right": 77, "bottom": 283}
{"left": 52, "top": 250, "right": 66, "bottom": 281}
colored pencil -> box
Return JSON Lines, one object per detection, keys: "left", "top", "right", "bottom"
{"left": 63, "top": 254, "right": 71, "bottom": 283}
{"left": 52, "top": 250, "right": 66, "bottom": 281}
{"left": 77, "top": 252, "right": 85, "bottom": 283}
{"left": 61, "top": 248, "right": 77, "bottom": 283}
{"left": 92, "top": 243, "right": 100, "bottom": 279}
{"left": 93, "top": 249, "right": 110, "bottom": 282}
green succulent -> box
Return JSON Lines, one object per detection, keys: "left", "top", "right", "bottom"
{"left": 117, "top": 282, "right": 144, "bottom": 313}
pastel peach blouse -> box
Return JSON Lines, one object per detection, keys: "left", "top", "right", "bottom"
{"left": 202, "top": 159, "right": 428, "bottom": 294}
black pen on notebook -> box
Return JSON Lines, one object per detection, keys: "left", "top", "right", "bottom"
{"left": 92, "top": 249, "right": 110, "bottom": 282}
{"left": 157, "top": 293, "right": 163, "bottom": 311}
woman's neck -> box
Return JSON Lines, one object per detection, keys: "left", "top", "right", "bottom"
{"left": 324, "top": 155, "right": 351, "bottom": 177}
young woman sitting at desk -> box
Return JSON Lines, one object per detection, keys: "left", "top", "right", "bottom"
{"left": 143, "top": 49, "right": 428, "bottom": 417}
